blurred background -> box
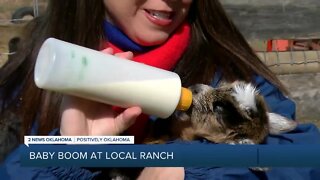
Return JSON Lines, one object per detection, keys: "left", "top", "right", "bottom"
{"left": 0, "top": 0, "right": 319, "bottom": 127}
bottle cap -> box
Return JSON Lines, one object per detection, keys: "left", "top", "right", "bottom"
{"left": 176, "top": 87, "right": 192, "bottom": 111}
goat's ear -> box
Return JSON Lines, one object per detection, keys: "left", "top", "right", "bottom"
{"left": 268, "top": 113, "right": 298, "bottom": 135}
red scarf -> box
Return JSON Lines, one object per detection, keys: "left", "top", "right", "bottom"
{"left": 102, "top": 23, "right": 191, "bottom": 143}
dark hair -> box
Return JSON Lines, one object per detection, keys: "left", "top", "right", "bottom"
{"left": 0, "top": 0, "right": 286, "bottom": 140}
{"left": 176, "top": 0, "right": 285, "bottom": 90}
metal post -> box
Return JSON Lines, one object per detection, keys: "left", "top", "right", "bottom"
{"left": 33, "top": 0, "right": 39, "bottom": 17}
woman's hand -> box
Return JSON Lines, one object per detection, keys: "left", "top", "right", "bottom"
{"left": 60, "top": 48, "right": 141, "bottom": 136}
{"left": 138, "top": 167, "right": 185, "bottom": 180}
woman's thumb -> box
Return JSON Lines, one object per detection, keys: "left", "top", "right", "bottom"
{"left": 114, "top": 106, "right": 142, "bottom": 134}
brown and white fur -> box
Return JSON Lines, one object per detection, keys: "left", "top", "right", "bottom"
{"left": 109, "top": 81, "right": 298, "bottom": 179}
{"left": 146, "top": 81, "right": 297, "bottom": 146}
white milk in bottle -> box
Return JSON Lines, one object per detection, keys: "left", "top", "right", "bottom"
{"left": 34, "top": 38, "right": 192, "bottom": 118}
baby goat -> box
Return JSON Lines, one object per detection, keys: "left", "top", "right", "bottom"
{"left": 150, "top": 81, "right": 298, "bottom": 172}
{"left": 169, "top": 81, "right": 297, "bottom": 145}
{"left": 108, "top": 81, "right": 298, "bottom": 179}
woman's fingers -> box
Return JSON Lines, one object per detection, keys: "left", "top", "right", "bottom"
{"left": 115, "top": 51, "right": 134, "bottom": 60}
{"left": 114, "top": 106, "right": 142, "bottom": 134}
{"left": 101, "top": 47, "right": 114, "bottom": 54}
{"left": 101, "top": 47, "right": 134, "bottom": 60}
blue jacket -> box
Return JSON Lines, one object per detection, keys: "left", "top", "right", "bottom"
{"left": 1, "top": 75, "right": 320, "bottom": 180}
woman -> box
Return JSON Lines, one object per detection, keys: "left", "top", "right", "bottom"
{"left": 1, "top": 0, "right": 320, "bottom": 179}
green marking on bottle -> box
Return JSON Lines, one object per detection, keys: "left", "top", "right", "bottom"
{"left": 71, "top": 51, "right": 75, "bottom": 59}
{"left": 78, "top": 56, "right": 88, "bottom": 80}
{"left": 82, "top": 56, "right": 88, "bottom": 66}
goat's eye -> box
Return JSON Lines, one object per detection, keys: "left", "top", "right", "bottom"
{"left": 245, "top": 108, "right": 256, "bottom": 118}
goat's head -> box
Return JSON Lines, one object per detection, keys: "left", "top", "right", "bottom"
{"left": 175, "top": 81, "right": 297, "bottom": 144}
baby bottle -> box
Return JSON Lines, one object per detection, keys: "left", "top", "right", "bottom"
{"left": 34, "top": 38, "right": 192, "bottom": 118}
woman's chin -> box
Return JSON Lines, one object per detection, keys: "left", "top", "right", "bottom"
{"left": 133, "top": 34, "right": 170, "bottom": 47}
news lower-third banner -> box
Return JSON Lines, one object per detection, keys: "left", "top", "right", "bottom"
{"left": 20, "top": 136, "right": 320, "bottom": 167}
